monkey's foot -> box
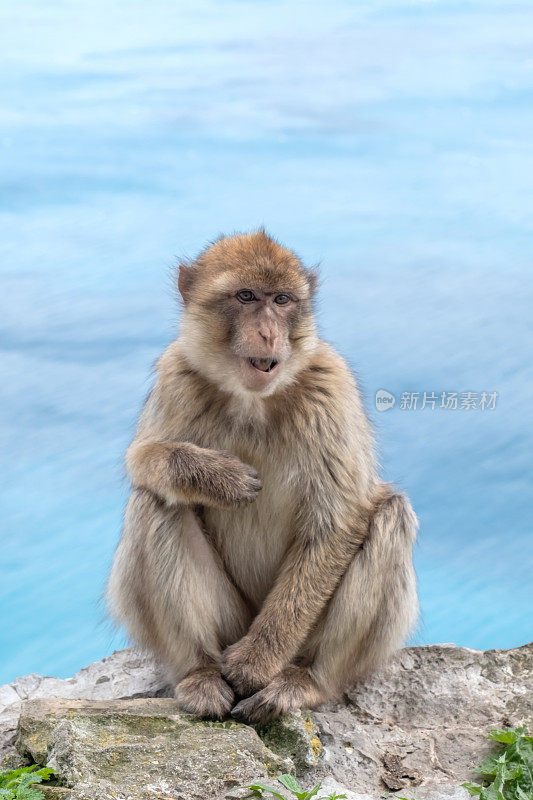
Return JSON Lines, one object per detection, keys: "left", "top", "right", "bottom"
{"left": 175, "top": 666, "right": 235, "bottom": 719}
{"left": 230, "top": 666, "right": 324, "bottom": 724}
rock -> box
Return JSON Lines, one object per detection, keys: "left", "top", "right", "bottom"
{"left": 0, "top": 649, "right": 170, "bottom": 762}
{"left": 16, "top": 698, "right": 290, "bottom": 800}
{"left": 2, "top": 643, "right": 531, "bottom": 799}
{"left": 310, "top": 642, "right": 532, "bottom": 799}
{"left": 36, "top": 788, "right": 72, "bottom": 799}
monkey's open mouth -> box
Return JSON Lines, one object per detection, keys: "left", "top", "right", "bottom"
{"left": 249, "top": 357, "right": 279, "bottom": 373}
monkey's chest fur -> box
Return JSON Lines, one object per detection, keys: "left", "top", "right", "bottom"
{"left": 203, "top": 446, "right": 298, "bottom": 610}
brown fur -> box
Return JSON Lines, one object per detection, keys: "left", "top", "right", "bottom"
{"left": 107, "top": 230, "right": 418, "bottom": 722}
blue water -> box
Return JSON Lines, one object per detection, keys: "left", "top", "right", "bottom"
{"left": 1, "top": 0, "right": 532, "bottom": 685}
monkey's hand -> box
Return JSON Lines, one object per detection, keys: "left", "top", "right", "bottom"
{"left": 193, "top": 449, "right": 262, "bottom": 508}
{"left": 221, "top": 635, "right": 283, "bottom": 696}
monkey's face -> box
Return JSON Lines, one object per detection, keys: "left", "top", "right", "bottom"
{"left": 227, "top": 285, "right": 304, "bottom": 393}
{"left": 178, "top": 233, "right": 318, "bottom": 397}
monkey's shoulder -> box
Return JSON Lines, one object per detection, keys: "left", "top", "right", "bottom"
{"left": 156, "top": 340, "right": 192, "bottom": 382}
{"left": 267, "top": 342, "right": 367, "bottom": 443}
{"left": 141, "top": 341, "right": 214, "bottom": 433}
{"left": 291, "top": 341, "right": 359, "bottom": 403}
{"left": 154, "top": 340, "right": 211, "bottom": 402}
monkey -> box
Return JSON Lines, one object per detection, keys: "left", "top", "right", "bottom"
{"left": 107, "top": 230, "right": 418, "bottom": 723}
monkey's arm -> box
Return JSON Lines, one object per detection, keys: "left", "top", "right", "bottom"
{"left": 222, "top": 466, "right": 374, "bottom": 695}
{"left": 126, "top": 373, "right": 261, "bottom": 508}
{"left": 126, "top": 439, "right": 261, "bottom": 508}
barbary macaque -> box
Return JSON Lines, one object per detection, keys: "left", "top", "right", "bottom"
{"left": 107, "top": 230, "right": 418, "bottom": 722}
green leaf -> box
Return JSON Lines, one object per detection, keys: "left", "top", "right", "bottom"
{"left": 29, "top": 769, "right": 53, "bottom": 784}
{"left": 488, "top": 728, "right": 524, "bottom": 745}
{"left": 302, "top": 784, "right": 321, "bottom": 799}
{"left": 301, "top": 784, "right": 322, "bottom": 799}
{"left": 481, "top": 782, "right": 505, "bottom": 800}
{"left": 277, "top": 775, "right": 304, "bottom": 797}
{"left": 317, "top": 794, "right": 347, "bottom": 800}
{"left": 392, "top": 796, "right": 420, "bottom": 800}
{"left": 462, "top": 782, "right": 483, "bottom": 797}
{"left": 244, "top": 783, "right": 288, "bottom": 800}
{"left": 516, "top": 739, "right": 533, "bottom": 780}
{"left": 15, "top": 775, "right": 36, "bottom": 791}
{"left": 0, "top": 767, "right": 54, "bottom": 800}
{"left": 16, "top": 788, "right": 45, "bottom": 800}
{"left": 478, "top": 755, "right": 507, "bottom": 776}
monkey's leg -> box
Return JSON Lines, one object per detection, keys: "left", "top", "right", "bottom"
{"left": 232, "top": 491, "right": 418, "bottom": 723}
{"left": 107, "top": 489, "right": 250, "bottom": 718}
{"left": 309, "top": 490, "right": 418, "bottom": 693}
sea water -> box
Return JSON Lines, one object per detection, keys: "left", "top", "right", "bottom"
{"left": 1, "top": 0, "right": 532, "bottom": 684}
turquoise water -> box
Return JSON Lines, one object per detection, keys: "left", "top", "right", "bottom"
{"left": 1, "top": 0, "right": 532, "bottom": 685}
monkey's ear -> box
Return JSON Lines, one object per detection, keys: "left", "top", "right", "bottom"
{"left": 177, "top": 263, "right": 195, "bottom": 303}
{"left": 306, "top": 267, "right": 319, "bottom": 296}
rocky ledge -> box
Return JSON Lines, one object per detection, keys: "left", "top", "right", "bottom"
{"left": 1, "top": 643, "right": 531, "bottom": 799}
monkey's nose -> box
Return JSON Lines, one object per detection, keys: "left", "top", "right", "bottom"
{"left": 258, "top": 328, "right": 280, "bottom": 350}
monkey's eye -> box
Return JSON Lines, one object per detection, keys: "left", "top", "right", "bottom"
{"left": 236, "top": 290, "right": 256, "bottom": 303}
{"left": 274, "top": 294, "right": 291, "bottom": 305}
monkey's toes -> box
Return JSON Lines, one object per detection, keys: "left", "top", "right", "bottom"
{"left": 230, "top": 691, "right": 281, "bottom": 724}
{"left": 231, "top": 667, "right": 324, "bottom": 723}
{"left": 175, "top": 667, "right": 234, "bottom": 719}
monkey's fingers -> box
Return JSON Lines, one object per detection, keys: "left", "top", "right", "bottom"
{"left": 238, "top": 469, "right": 263, "bottom": 503}
{"left": 222, "top": 462, "right": 262, "bottom": 506}
{"left": 199, "top": 455, "right": 262, "bottom": 507}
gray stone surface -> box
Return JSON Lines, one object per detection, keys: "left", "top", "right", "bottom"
{"left": 0, "top": 649, "right": 170, "bottom": 762}
{"left": 2, "top": 643, "right": 532, "bottom": 799}
{"left": 311, "top": 642, "right": 532, "bottom": 799}
{"left": 16, "top": 698, "right": 291, "bottom": 800}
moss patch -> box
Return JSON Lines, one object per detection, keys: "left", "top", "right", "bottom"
{"left": 256, "top": 716, "right": 322, "bottom": 774}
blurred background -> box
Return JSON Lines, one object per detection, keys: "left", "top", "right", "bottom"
{"left": 1, "top": 0, "right": 532, "bottom": 685}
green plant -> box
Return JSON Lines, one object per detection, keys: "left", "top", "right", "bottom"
{"left": 242, "top": 772, "right": 347, "bottom": 800}
{"left": 0, "top": 766, "right": 54, "bottom": 800}
{"left": 462, "top": 726, "right": 533, "bottom": 800}
{"left": 381, "top": 794, "right": 420, "bottom": 800}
